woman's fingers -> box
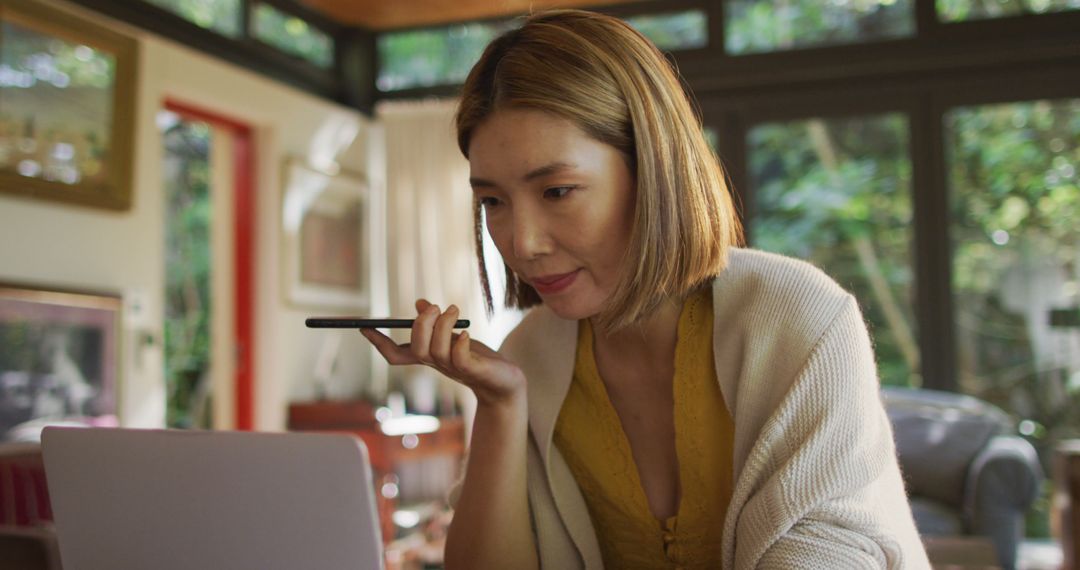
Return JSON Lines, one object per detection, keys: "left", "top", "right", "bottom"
{"left": 429, "top": 305, "right": 459, "bottom": 366}
{"left": 359, "top": 328, "right": 419, "bottom": 366}
{"left": 451, "top": 331, "right": 476, "bottom": 374}
{"left": 409, "top": 303, "right": 439, "bottom": 364}
{"left": 361, "top": 317, "right": 524, "bottom": 402}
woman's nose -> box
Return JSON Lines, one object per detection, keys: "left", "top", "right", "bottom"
{"left": 511, "top": 211, "right": 552, "bottom": 261}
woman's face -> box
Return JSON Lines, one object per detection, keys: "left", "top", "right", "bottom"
{"left": 469, "top": 108, "right": 636, "bottom": 321}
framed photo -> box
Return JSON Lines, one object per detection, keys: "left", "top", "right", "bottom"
{"left": 0, "top": 0, "right": 138, "bottom": 210}
{"left": 0, "top": 284, "right": 120, "bottom": 442}
{"left": 282, "top": 159, "right": 369, "bottom": 310}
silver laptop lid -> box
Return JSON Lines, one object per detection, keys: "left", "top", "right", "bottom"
{"left": 42, "top": 427, "right": 383, "bottom": 570}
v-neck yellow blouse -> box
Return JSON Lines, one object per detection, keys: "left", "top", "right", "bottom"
{"left": 553, "top": 287, "right": 734, "bottom": 570}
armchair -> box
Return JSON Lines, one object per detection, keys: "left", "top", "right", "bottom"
{"left": 882, "top": 386, "right": 1044, "bottom": 570}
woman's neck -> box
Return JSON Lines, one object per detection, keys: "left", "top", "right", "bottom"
{"left": 589, "top": 296, "right": 684, "bottom": 378}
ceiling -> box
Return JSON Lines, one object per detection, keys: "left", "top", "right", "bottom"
{"left": 298, "top": 0, "right": 641, "bottom": 30}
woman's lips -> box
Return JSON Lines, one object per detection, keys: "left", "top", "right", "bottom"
{"left": 530, "top": 270, "right": 580, "bottom": 295}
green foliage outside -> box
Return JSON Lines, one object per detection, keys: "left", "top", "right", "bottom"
{"left": 948, "top": 100, "right": 1080, "bottom": 476}
{"left": 748, "top": 100, "right": 1079, "bottom": 538}
{"left": 724, "top": 0, "right": 914, "bottom": 55}
{"left": 376, "top": 11, "right": 708, "bottom": 92}
{"left": 750, "top": 114, "right": 917, "bottom": 387}
{"left": 377, "top": 21, "right": 518, "bottom": 91}
{"left": 163, "top": 118, "right": 213, "bottom": 429}
{"left": 624, "top": 11, "right": 708, "bottom": 51}
{"left": 253, "top": 3, "right": 333, "bottom": 69}
{"left": 937, "top": 0, "right": 1080, "bottom": 21}
{"left": 144, "top": 0, "right": 241, "bottom": 38}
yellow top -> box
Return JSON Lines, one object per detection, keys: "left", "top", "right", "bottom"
{"left": 553, "top": 287, "right": 735, "bottom": 570}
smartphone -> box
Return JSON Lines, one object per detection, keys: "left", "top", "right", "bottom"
{"left": 305, "top": 317, "right": 470, "bottom": 329}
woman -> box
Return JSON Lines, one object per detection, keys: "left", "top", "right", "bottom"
{"left": 361, "top": 9, "right": 930, "bottom": 570}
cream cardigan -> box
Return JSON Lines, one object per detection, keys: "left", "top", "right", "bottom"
{"left": 496, "top": 248, "right": 931, "bottom": 569}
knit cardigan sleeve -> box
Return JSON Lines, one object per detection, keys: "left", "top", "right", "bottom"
{"left": 729, "top": 297, "right": 930, "bottom": 569}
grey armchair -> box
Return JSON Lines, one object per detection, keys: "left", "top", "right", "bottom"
{"left": 882, "top": 386, "right": 1044, "bottom": 570}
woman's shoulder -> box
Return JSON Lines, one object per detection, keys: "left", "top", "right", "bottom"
{"left": 714, "top": 248, "right": 856, "bottom": 341}
{"left": 721, "top": 248, "right": 852, "bottom": 308}
{"left": 723, "top": 248, "right": 848, "bottom": 296}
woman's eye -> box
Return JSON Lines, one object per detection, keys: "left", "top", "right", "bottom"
{"left": 479, "top": 196, "right": 502, "bottom": 208}
{"left": 544, "top": 186, "right": 575, "bottom": 199}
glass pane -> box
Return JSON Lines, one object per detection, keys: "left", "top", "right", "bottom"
{"left": 948, "top": 99, "right": 1080, "bottom": 462}
{"left": 144, "top": 0, "right": 242, "bottom": 38}
{"left": 725, "top": 0, "right": 915, "bottom": 55}
{"left": 0, "top": 20, "right": 115, "bottom": 186}
{"left": 377, "top": 21, "right": 517, "bottom": 92}
{"left": 703, "top": 126, "right": 719, "bottom": 153}
{"left": 625, "top": 10, "right": 708, "bottom": 51}
{"left": 253, "top": 3, "right": 333, "bottom": 69}
{"left": 938, "top": 0, "right": 1080, "bottom": 21}
{"left": 161, "top": 112, "right": 214, "bottom": 429}
{"left": 749, "top": 114, "right": 918, "bottom": 386}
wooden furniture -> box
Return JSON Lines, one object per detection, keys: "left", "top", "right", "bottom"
{"left": 1056, "top": 440, "right": 1080, "bottom": 570}
{"left": 0, "top": 443, "right": 61, "bottom": 570}
{"left": 922, "top": 536, "right": 1000, "bottom": 569}
{"left": 287, "top": 400, "right": 465, "bottom": 545}
{"left": 884, "top": 387, "right": 1043, "bottom": 568}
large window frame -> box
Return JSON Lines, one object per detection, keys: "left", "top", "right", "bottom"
{"left": 66, "top": 0, "right": 375, "bottom": 108}
{"left": 66, "top": 0, "right": 1080, "bottom": 392}
{"left": 373, "top": 0, "right": 1079, "bottom": 393}
{"left": 693, "top": 1, "right": 1080, "bottom": 391}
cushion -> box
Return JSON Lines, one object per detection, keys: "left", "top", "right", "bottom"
{"left": 882, "top": 387, "right": 1013, "bottom": 507}
{"left": 909, "top": 497, "right": 963, "bottom": 536}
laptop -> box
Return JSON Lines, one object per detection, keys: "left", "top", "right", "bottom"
{"left": 41, "top": 427, "right": 384, "bottom": 570}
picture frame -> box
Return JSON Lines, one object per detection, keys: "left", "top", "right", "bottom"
{"left": 281, "top": 159, "right": 369, "bottom": 310}
{"left": 0, "top": 284, "right": 121, "bottom": 442}
{"left": 0, "top": 0, "right": 138, "bottom": 210}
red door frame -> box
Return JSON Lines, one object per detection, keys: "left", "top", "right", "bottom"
{"left": 164, "top": 98, "right": 256, "bottom": 431}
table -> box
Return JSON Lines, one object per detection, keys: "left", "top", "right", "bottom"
{"left": 287, "top": 400, "right": 465, "bottom": 545}
{"left": 1055, "top": 440, "right": 1080, "bottom": 570}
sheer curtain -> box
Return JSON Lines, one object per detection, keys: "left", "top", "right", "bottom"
{"left": 377, "top": 99, "right": 521, "bottom": 429}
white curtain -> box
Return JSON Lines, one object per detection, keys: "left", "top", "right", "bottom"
{"left": 377, "top": 99, "right": 521, "bottom": 426}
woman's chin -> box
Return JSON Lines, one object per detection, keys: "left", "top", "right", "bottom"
{"left": 540, "top": 297, "right": 600, "bottom": 322}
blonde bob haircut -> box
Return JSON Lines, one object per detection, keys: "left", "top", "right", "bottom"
{"left": 456, "top": 9, "right": 743, "bottom": 332}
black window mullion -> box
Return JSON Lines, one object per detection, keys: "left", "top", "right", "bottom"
{"left": 241, "top": 0, "right": 252, "bottom": 39}
{"left": 719, "top": 110, "right": 751, "bottom": 245}
{"left": 911, "top": 93, "right": 956, "bottom": 392}
{"left": 336, "top": 27, "right": 377, "bottom": 114}
{"left": 708, "top": 0, "right": 726, "bottom": 56}
{"left": 914, "top": 0, "right": 939, "bottom": 40}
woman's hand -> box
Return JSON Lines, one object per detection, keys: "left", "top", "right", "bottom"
{"left": 359, "top": 299, "right": 526, "bottom": 406}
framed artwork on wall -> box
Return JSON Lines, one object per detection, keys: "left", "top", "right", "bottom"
{"left": 0, "top": 0, "right": 138, "bottom": 210}
{"left": 281, "top": 159, "right": 369, "bottom": 310}
{"left": 0, "top": 284, "right": 121, "bottom": 442}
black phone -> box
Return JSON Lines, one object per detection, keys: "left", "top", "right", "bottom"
{"left": 305, "top": 317, "right": 470, "bottom": 329}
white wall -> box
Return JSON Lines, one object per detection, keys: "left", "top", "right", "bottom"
{"left": 0, "top": 0, "right": 382, "bottom": 431}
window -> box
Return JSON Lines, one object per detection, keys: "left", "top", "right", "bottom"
{"left": 143, "top": 0, "right": 242, "bottom": 38}
{"left": 938, "top": 0, "right": 1080, "bottom": 22}
{"left": 377, "top": 10, "right": 709, "bottom": 92}
{"left": 377, "top": 21, "right": 517, "bottom": 92}
{"left": 724, "top": 0, "right": 915, "bottom": 55}
{"left": 252, "top": 3, "right": 334, "bottom": 69}
{"left": 748, "top": 113, "right": 918, "bottom": 386}
{"left": 947, "top": 98, "right": 1080, "bottom": 443}
{"left": 625, "top": 10, "right": 708, "bottom": 51}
